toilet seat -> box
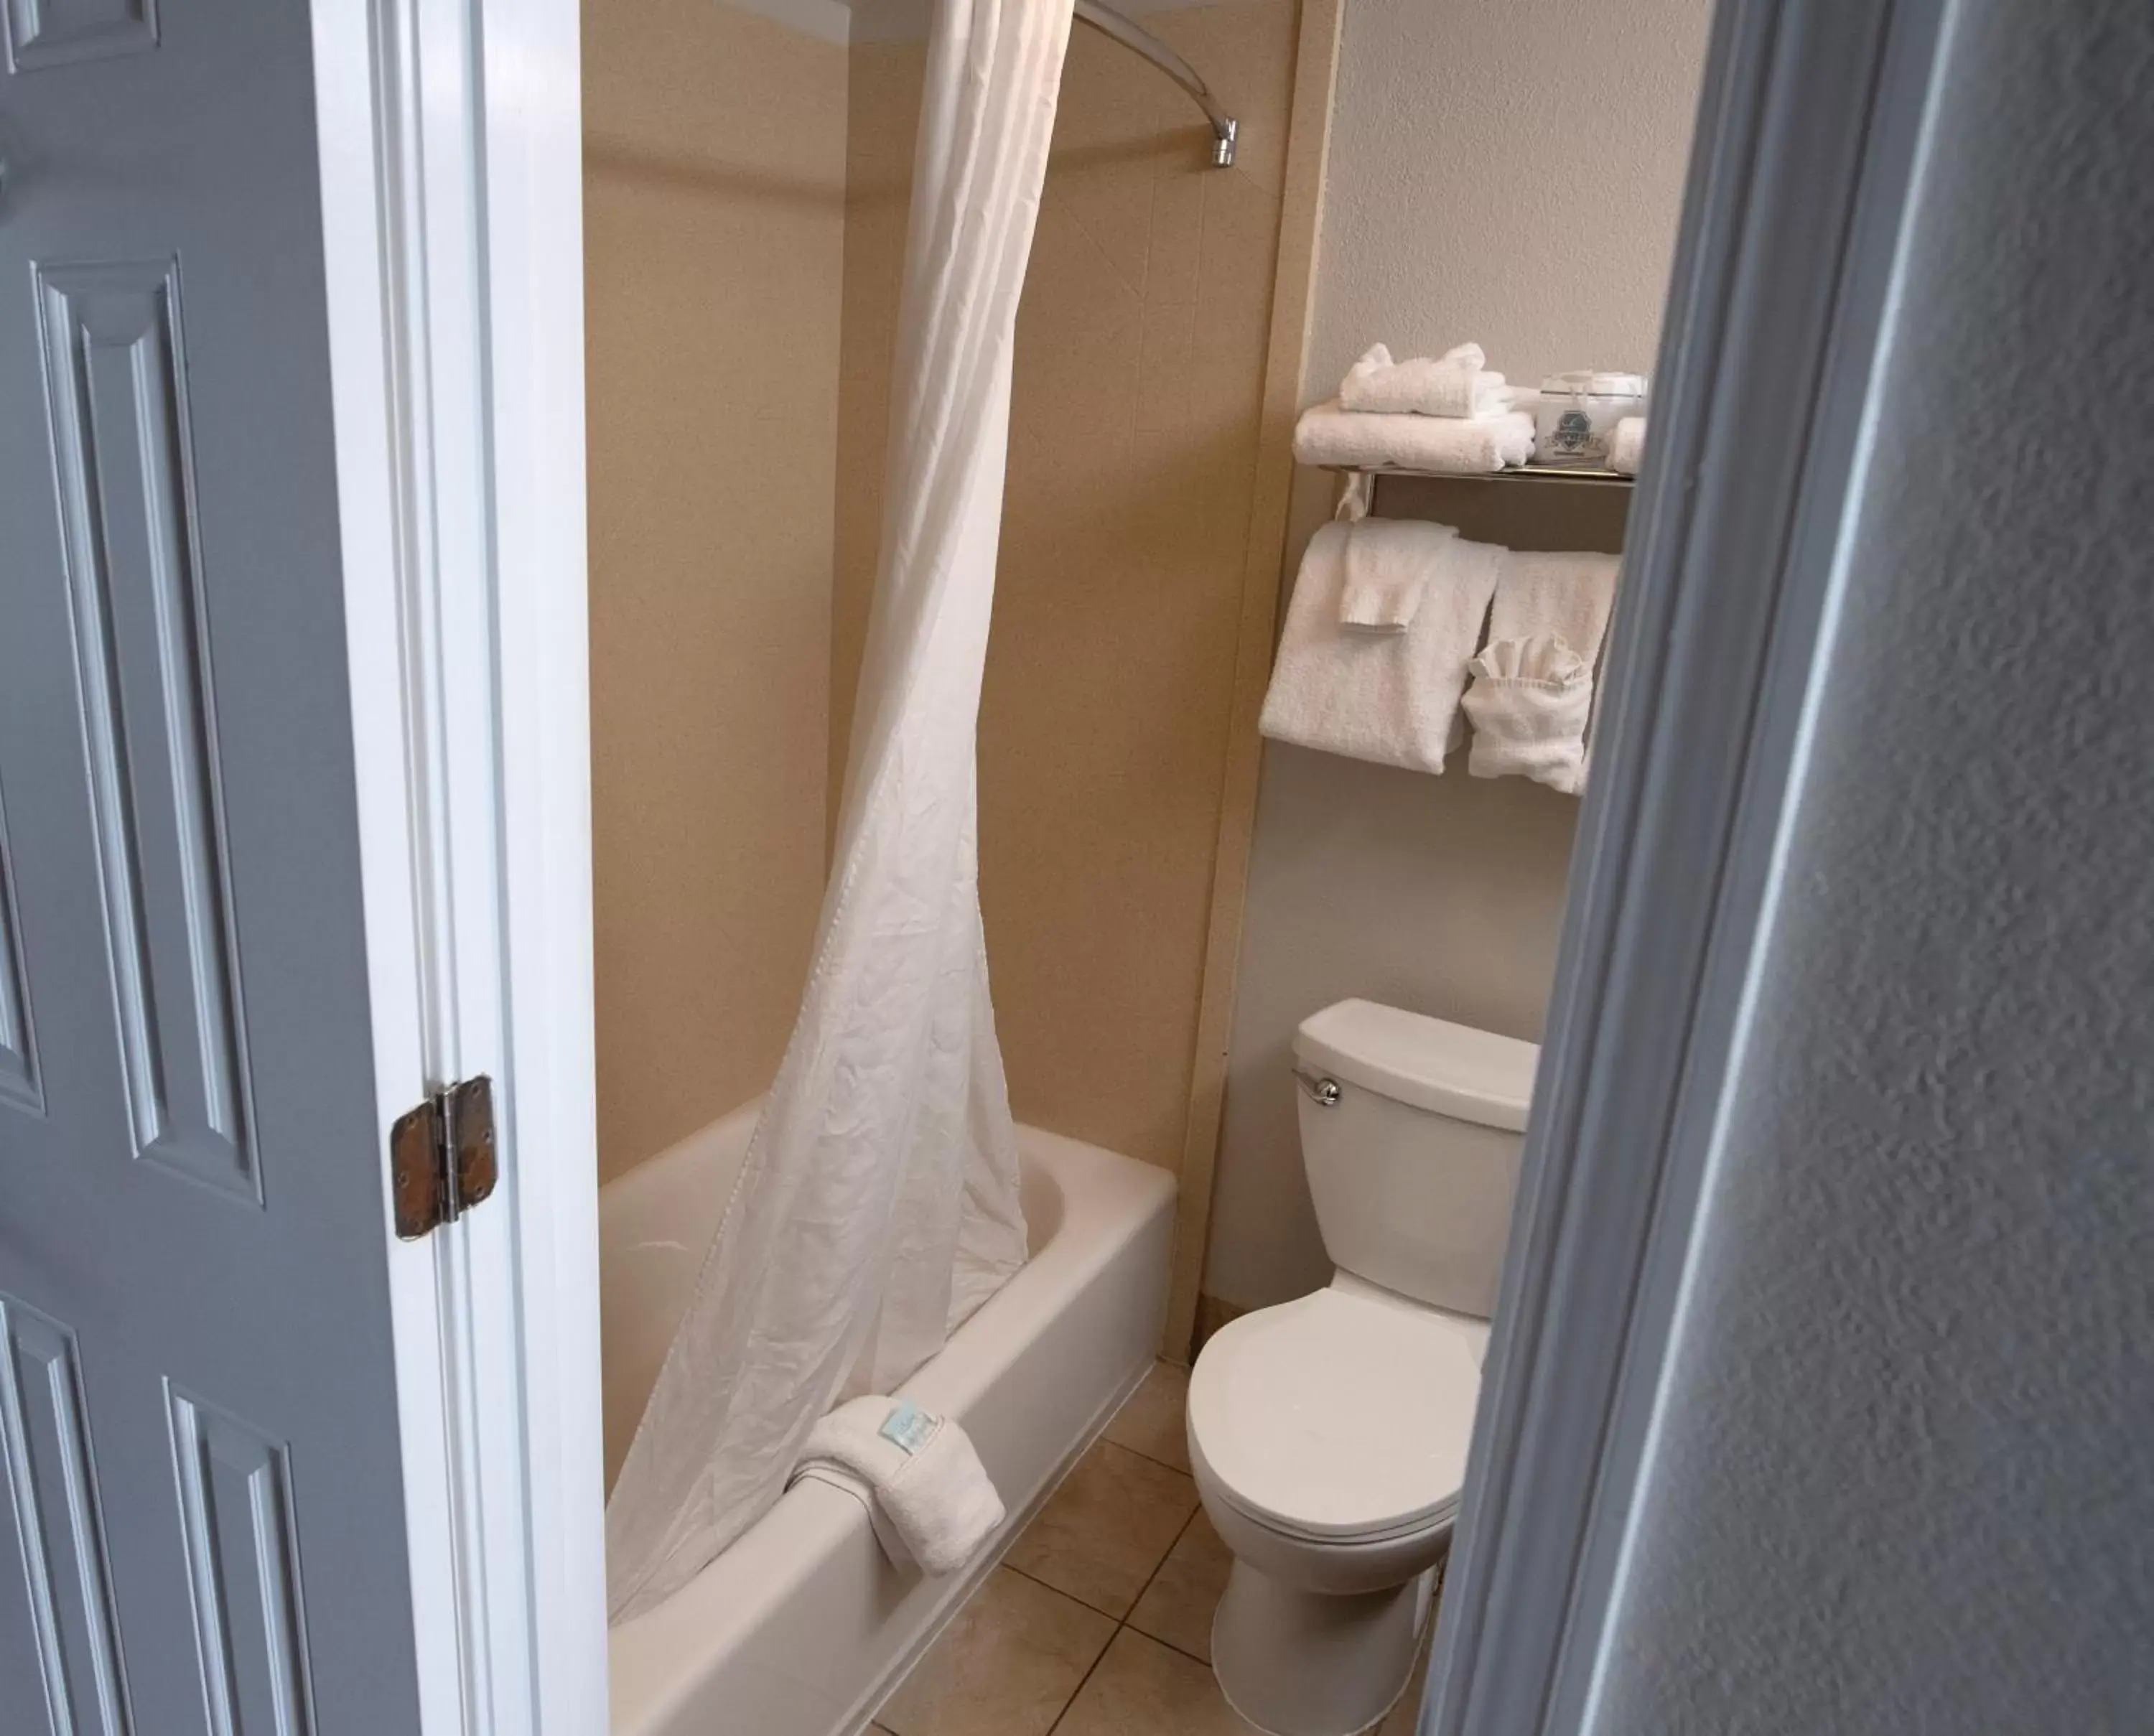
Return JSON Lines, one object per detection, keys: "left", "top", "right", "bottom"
{"left": 1188, "top": 1284, "right": 1483, "bottom": 1545}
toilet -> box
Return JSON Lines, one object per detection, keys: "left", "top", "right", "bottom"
{"left": 1188, "top": 999, "right": 1537, "bottom": 1736}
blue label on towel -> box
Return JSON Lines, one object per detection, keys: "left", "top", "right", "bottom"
{"left": 880, "top": 1400, "right": 938, "bottom": 1456}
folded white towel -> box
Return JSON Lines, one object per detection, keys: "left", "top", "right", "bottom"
{"left": 1340, "top": 518, "right": 1458, "bottom": 633}
{"left": 791, "top": 1396, "right": 1004, "bottom": 1577}
{"left": 1341, "top": 342, "right": 1513, "bottom": 419}
{"left": 1295, "top": 400, "right": 1536, "bottom": 475}
{"left": 1463, "top": 635, "right": 1593, "bottom": 793}
{"left": 1608, "top": 416, "right": 1647, "bottom": 476}
{"left": 1460, "top": 550, "right": 1623, "bottom": 793}
{"left": 1260, "top": 523, "right": 1500, "bottom": 773}
{"left": 1488, "top": 550, "right": 1621, "bottom": 664}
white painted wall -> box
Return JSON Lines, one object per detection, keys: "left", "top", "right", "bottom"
{"left": 1590, "top": 6, "right": 2154, "bottom": 1729}
{"left": 1302, "top": 0, "right": 1712, "bottom": 402}
{"left": 1203, "top": 0, "right": 1712, "bottom": 1314}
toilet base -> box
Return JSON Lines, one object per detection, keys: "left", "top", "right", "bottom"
{"left": 1210, "top": 1559, "right": 1431, "bottom": 1736}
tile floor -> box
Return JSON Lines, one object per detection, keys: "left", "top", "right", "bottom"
{"left": 869, "top": 1361, "right": 1442, "bottom": 1736}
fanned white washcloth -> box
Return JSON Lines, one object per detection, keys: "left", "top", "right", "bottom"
{"left": 1260, "top": 523, "right": 1500, "bottom": 773}
{"left": 1341, "top": 342, "right": 1514, "bottom": 419}
{"left": 1460, "top": 550, "right": 1623, "bottom": 793}
{"left": 1295, "top": 400, "right": 1536, "bottom": 474}
{"left": 1463, "top": 635, "right": 1593, "bottom": 793}
{"left": 1488, "top": 550, "right": 1621, "bottom": 664}
{"left": 1341, "top": 518, "right": 1458, "bottom": 633}
{"left": 791, "top": 1397, "right": 1004, "bottom": 1577}
{"left": 1608, "top": 416, "right": 1647, "bottom": 476}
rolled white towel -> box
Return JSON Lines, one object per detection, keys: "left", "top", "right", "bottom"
{"left": 1340, "top": 518, "right": 1458, "bottom": 633}
{"left": 791, "top": 1396, "right": 1004, "bottom": 1577}
{"left": 1260, "top": 523, "right": 1501, "bottom": 773}
{"left": 1295, "top": 400, "right": 1536, "bottom": 474}
{"left": 1463, "top": 635, "right": 1593, "bottom": 794}
{"left": 1341, "top": 342, "right": 1513, "bottom": 419}
{"left": 1608, "top": 416, "right": 1647, "bottom": 476}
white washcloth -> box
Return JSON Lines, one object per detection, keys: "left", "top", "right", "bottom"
{"left": 1260, "top": 523, "right": 1500, "bottom": 773}
{"left": 1341, "top": 342, "right": 1513, "bottom": 419}
{"left": 1463, "top": 635, "right": 1593, "bottom": 793}
{"left": 1340, "top": 518, "right": 1458, "bottom": 633}
{"left": 1608, "top": 416, "right": 1647, "bottom": 476}
{"left": 1295, "top": 400, "right": 1536, "bottom": 474}
{"left": 1488, "top": 550, "right": 1621, "bottom": 663}
{"left": 791, "top": 1397, "right": 1004, "bottom": 1577}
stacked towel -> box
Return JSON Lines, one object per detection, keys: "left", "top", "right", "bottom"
{"left": 1260, "top": 523, "right": 1501, "bottom": 773}
{"left": 1608, "top": 416, "right": 1647, "bottom": 476}
{"left": 1463, "top": 551, "right": 1622, "bottom": 793}
{"left": 1339, "top": 518, "right": 1457, "bottom": 633}
{"left": 1341, "top": 342, "right": 1513, "bottom": 419}
{"left": 1294, "top": 400, "right": 1537, "bottom": 475}
{"left": 791, "top": 1396, "right": 1004, "bottom": 1577}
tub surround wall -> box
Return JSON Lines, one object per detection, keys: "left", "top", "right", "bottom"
{"left": 1199, "top": 0, "right": 1712, "bottom": 1316}
{"left": 585, "top": 0, "right": 847, "bottom": 1180}
{"left": 835, "top": 0, "right": 1302, "bottom": 1180}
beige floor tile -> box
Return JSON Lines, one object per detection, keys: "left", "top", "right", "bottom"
{"left": 1101, "top": 1361, "right": 1192, "bottom": 1473}
{"left": 875, "top": 1567, "right": 1114, "bottom": 1736}
{"left": 1005, "top": 1439, "right": 1198, "bottom": 1618}
{"left": 1127, "top": 1509, "right": 1233, "bottom": 1663}
{"left": 1053, "top": 1628, "right": 1264, "bottom": 1736}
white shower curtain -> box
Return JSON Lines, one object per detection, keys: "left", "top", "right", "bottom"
{"left": 605, "top": 0, "right": 1076, "bottom": 1625}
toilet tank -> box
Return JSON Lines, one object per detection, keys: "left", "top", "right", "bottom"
{"left": 1293, "top": 1000, "right": 1539, "bottom": 1318}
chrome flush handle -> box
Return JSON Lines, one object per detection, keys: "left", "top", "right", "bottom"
{"left": 1294, "top": 1068, "right": 1341, "bottom": 1108}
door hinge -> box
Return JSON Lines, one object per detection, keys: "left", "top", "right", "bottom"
{"left": 391, "top": 1075, "right": 498, "bottom": 1240}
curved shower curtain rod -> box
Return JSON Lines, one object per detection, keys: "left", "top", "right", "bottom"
{"left": 1072, "top": 0, "right": 1239, "bottom": 167}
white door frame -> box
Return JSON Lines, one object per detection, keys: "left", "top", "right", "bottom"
{"left": 311, "top": 0, "right": 606, "bottom": 1732}
{"left": 1425, "top": 2, "right": 1954, "bottom": 1732}
{"left": 293, "top": 0, "right": 1964, "bottom": 1732}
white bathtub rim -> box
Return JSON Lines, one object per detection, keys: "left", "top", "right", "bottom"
{"left": 844, "top": 1352, "right": 1154, "bottom": 1735}
{"left": 605, "top": 1119, "right": 1175, "bottom": 1733}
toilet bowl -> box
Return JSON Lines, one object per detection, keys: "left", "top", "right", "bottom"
{"left": 1188, "top": 1001, "right": 1534, "bottom": 1736}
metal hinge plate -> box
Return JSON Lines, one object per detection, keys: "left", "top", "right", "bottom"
{"left": 391, "top": 1075, "right": 497, "bottom": 1240}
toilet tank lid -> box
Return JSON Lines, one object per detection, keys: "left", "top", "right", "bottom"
{"left": 1294, "top": 1000, "right": 1538, "bottom": 1131}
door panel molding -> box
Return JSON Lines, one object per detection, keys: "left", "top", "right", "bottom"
{"left": 0, "top": 785, "right": 39, "bottom": 1116}
{"left": 34, "top": 259, "right": 258, "bottom": 1205}
{"left": 3, "top": 0, "right": 157, "bottom": 73}
{"left": 0, "top": 1293, "right": 131, "bottom": 1736}
{"left": 165, "top": 1386, "right": 316, "bottom": 1736}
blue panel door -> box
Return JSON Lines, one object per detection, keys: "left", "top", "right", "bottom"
{"left": 0, "top": 3, "right": 424, "bottom": 1731}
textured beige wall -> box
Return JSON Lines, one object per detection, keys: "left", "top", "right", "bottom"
{"left": 1207, "top": 485, "right": 1628, "bottom": 1307}
{"left": 1202, "top": 0, "right": 1711, "bottom": 1312}
{"left": 1303, "top": 0, "right": 1712, "bottom": 396}
{"left": 585, "top": 0, "right": 847, "bottom": 1182}
{"left": 836, "top": 0, "right": 1302, "bottom": 1175}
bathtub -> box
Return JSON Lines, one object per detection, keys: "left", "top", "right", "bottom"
{"left": 602, "top": 1101, "right": 1178, "bottom": 1736}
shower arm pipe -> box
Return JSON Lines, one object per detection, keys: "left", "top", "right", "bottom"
{"left": 1072, "top": 0, "right": 1239, "bottom": 167}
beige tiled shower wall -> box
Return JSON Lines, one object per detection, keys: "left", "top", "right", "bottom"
{"left": 585, "top": 0, "right": 848, "bottom": 1181}
{"left": 835, "top": 1, "right": 1302, "bottom": 1174}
